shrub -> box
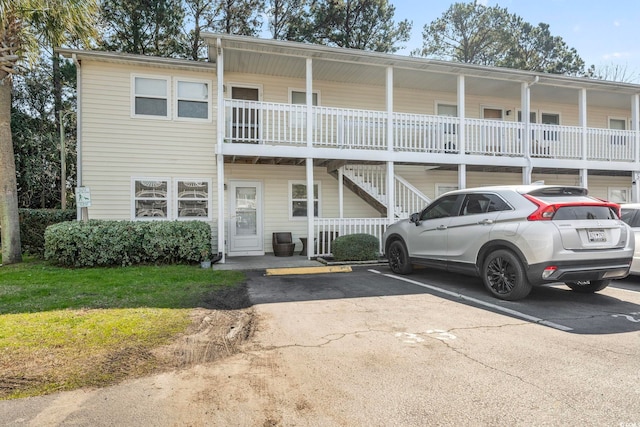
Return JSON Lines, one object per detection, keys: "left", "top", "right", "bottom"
{"left": 331, "top": 233, "right": 380, "bottom": 261}
{"left": 44, "top": 220, "right": 213, "bottom": 267}
{"left": 18, "top": 209, "right": 76, "bottom": 257}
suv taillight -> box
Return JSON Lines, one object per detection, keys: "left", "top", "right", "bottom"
{"left": 523, "top": 194, "right": 621, "bottom": 221}
{"left": 524, "top": 194, "right": 556, "bottom": 221}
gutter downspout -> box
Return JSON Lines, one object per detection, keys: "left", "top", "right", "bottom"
{"left": 522, "top": 76, "right": 539, "bottom": 185}
{"left": 215, "top": 38, "right": 226, "bottom": 263}
{"left": 72, "top": 53, "right": 83, "bottom": 221}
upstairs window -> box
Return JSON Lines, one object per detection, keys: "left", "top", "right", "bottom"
{"left": 291, "top": 90, "right": 319, "bottom": 105}
{"left": 133, "top": 76, "right": 169, "bottom": 118}
{"left": 176, "top": 80, "right": 210, "bottom": 120}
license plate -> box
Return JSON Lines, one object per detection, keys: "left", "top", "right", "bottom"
{"left": 587, "top": 229, "right": 606, "bottom": 242}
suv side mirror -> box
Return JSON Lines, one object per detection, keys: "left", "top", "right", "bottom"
{"left": 409, "top": 212, "right": 421, "bottom": 226}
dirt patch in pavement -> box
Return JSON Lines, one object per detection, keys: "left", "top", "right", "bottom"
{"left": 156, "top": 283, "right": 255, "bottom": 368}
{"left": 0, "top": 283, "right": 255, "bottom": 399}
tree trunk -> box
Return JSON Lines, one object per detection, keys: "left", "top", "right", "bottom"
{"left": 0, "top": 74, "right": 23, "bottom": 264}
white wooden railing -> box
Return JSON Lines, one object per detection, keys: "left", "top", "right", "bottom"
{"left": 394, "top": 175, "right": 431, "bottom": 217}
{"left": 342, "top": 165, "right": 431, "bottom": 218}
{"left": 313, "top": 218, "right": 393, "bottom": 256}
{"left": 224, "top": 99, "right": 638, "bottom": 163}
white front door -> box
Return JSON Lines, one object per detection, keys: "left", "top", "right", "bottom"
{"left": 228, "top": 181, "right": 263, "bottom": 255}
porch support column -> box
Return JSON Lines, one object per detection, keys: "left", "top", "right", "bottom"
{"left": 216, "top": 38, "right": 226, "bottom": 263}
{"left": 579, "top": 88, "right": 588, "bottom": 162}
{"left": 457, "top": 75, "right": 466, "bottom": 158}
{"left": 305, "top": 58, "right": 315, "bottom": 258}
{"left": 579, "top": 169, "right": 588, "bottom": 190}
{"left": 458, "top": 164, "right": 466, "bottom": 190}
{"left": 306, "top": 158, "right": 315, "bottom": 259}
{"left": 338, "top": 167, "right": 344, "bottom": 218}
{"left": 632, "top": 94, "right": 640, "bottom": 202}
{"left": 306, "top": 58, "right": 313, "bottom": 149}
{"left": 386, "top": 66, "right": 395, "bottom": 222}
{"left": 521, "top": 81, "right": 532, "bottom": 184}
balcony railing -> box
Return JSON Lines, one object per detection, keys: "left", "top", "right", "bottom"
{"left": 225, "top": 100, "right": 637, "bottom": 163}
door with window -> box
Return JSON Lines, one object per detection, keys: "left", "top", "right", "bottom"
{"left": 437, "top": 104, "right": 458, "bottom": 152}
{"left": 482, "top": 107, "right": 503, "bottom": 154}
{"left": 228, "top": 181, "right": 263, "bottom": 255}
{"left": 231, "top": 87, "right": 259, "bottom": 143}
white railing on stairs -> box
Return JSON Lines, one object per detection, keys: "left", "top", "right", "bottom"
{"left": 342, "top": 165, "right": 431, "bottom": 219}
{"left": 394, "top": 175, "right": 431, "bottom": 218}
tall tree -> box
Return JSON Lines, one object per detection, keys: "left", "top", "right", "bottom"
{"left": 208, "top": 0, "right": 265, "bottom": 36}
{"left": 302, "top": 0, "right": 411, "bottom": 53}
{"left": 12, "top": 56, "right": 77, "bottom": 209}
{"left": 414, "top": 2, "right": 586, "bottom": 75}
{"left": 182, "top": 0, "right": 215, "bottom": 60}
{"left": 588, "top": 62, "right": 639, "bottom": 84}
{"left": 0, "top": 0, "right": 98, "bottom": 264}
{"left": 413, "top": 2, "right": 510, "bottom": 64}
{"left": 100, "top": 0, "right": 185, "bottom": 57}
{"left": 266, "top": 0, "right": 309, "bottom": 40}
{"left": 499, "top": 20, "right": 584, "bottom": 75}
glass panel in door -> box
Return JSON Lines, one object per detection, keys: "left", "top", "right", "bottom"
{"left": 235, "top": 186, "right": 257, "bottom": 236}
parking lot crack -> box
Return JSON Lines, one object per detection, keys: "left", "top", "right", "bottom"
{"left": 434, "top": 332, "right": 580, "bottom": 411}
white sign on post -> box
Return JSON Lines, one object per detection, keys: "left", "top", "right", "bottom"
{"left": 76, "top": 187, "right": 92, "bottom": 208}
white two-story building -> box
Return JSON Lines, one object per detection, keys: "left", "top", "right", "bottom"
{"left": 59, "top": 33, "right": 640, "bottom": 262}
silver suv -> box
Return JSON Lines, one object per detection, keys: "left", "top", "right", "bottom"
{"left": 383, "top": 185, "right": 634, "bottom": 300}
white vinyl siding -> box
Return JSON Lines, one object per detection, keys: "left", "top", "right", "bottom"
{"left": 81, "top": 61, "right": 217, "bottom": 224}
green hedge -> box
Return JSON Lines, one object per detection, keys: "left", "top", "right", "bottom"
{"left": 45, "top": 220, "right": 213, "bottom": 267}
{"left": 332, "top": 233, "right": 380, "bottom": 261}
{"left": 18, "top": 209, "right": 77, "bottom": 256}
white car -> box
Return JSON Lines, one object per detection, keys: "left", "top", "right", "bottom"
{"left": 383, "top": 185, "right": 634, "bottom": 300}
{"left": 620, "top": 204, "right": 640, "bottom": 274}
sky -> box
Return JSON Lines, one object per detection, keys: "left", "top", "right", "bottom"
{"left": 390, "top": 0, "right": 640, "bottom": 81}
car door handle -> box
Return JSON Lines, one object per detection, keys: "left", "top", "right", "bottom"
{"left": 437, "top": 225, "right": 448, "bottom": 230}
{"left": 479, "top": 219, "right": 494, "bottom": 225}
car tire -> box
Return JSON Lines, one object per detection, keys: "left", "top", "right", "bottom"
{"left": 565, "top": 280, "right": 610, "bottom": 293}
{"left": 388, "top": 240, "right": 413, "bottom": 275}
{"left": 482, "top": 249, "right": 532, "bottom": 301}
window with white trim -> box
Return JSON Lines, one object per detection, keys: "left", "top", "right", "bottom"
{"left": 290, "top": 90, "right": 319, "bottom": 129}
{"left": 291, "top": 90, "right": 318, "bottom": 105}
{"left": 436, "top": 103, "right": 458, "bottom": 151}
{"left": 608, "top": 187, "right": 631, "bottom": 203}
{"left": 436, "top": 184, "right": 458, "bottom": 197}
{"left": 133, "top": 76, "right": 169, "bottom": 118}
{"left": 176, "top": 80, "right": 210, "bottom": 120}
{"left": 290, "top": 181, "right": 319, "bottom": 218}
{"left": 609, "top": 118, "right": 628, "bottom": 145}
{"left": 133, "top": 179, "right": 170, "bottom": 219}
{"left": 175, "top": 179, "right": 211, "bottom": 219}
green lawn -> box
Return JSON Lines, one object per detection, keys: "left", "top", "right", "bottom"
{"left": 0, "top": 258, "right": 245, "bottom": 399}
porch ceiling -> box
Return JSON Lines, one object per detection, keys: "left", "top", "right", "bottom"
{"left": 223, "top": 156, "right": 631, "bottom": 178}
{"left": 425, "top": 164, "right": 631, "bottom": 177}
{"left": 215, "top": 34, "right": 639, "bottom": 111}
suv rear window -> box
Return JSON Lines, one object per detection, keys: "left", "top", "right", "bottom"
{"left": 553, "top": 206, "right": 618, "bottom": 220}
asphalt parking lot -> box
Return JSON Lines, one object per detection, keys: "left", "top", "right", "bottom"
{"left": 3, "top": 265, "right": 640, "bottom": 426}
{"left": 251, "top": 266, "right": 640, "bottom": 335}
